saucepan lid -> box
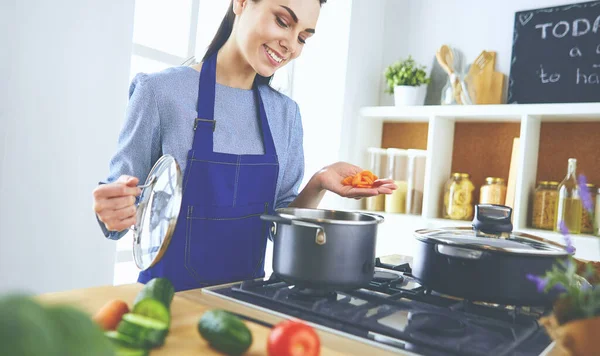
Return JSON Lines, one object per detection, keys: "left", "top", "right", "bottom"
{"left": 132, "top": 154, "right": 183, "bottom": 270}
{"left": 414, "top": 204, "right": 571, "bottom": 257}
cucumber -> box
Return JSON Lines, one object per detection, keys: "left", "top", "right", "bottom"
{"left": 114, "top": 344, "right": 148, "bottom": 356}
{"left": 105, "top": 331, "right": 144, "bottom": 349}
{"left": 117, "top": 313, "right": 168, "bottom": 348}
{"left": 198, "top": 310, "right": 252, "bottom": 356}
{"left": 133, "top": 278, "right": 174, "bottom": 325}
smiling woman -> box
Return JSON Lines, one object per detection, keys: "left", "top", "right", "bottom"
{"left": 95, "top": 0, "right": 396, "bottom": 292}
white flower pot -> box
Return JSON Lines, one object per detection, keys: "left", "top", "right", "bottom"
{"left": 393, "top": 84, "right": 427, "bottom": 106}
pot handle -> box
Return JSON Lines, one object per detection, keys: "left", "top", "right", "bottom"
{"left": 436, "top": 244, "right": 483, "bottom": 260}
{"left": 292, "top": 221, "right": 327, "bottom": 245}
{"left": 260, "top": 215, "right": 326, "bottom": 245}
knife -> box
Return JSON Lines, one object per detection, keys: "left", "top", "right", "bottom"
{"left": 228, "top": 311, "right": 275, "bottom": 329}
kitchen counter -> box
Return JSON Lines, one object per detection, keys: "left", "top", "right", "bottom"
{"left": 36, "top": 283, "right": 389, "bottom": 355}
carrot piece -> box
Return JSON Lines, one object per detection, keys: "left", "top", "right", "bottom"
{"left": 363, "top": 176, "right": 374, "bottom": 185}
{"left": 93, "top": 299, "right": 130, "bottom": 331}
{"left": 352, "top": 174, "right": 362, "bottom": 186}
{"left": 361, "top": 171, "right": 375, "bottom": 180}
{"left": 342, "top": 176, "right": 353, "bottom": 185}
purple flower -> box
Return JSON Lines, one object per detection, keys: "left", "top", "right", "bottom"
{"left": 558, "top": 220, "right": 576, "bottom": 254}
{"left": 527, "top": 274, "right": 548, "bottom": 293}
{"left": 578, "top": 174, "right": 594, "bottom": 213}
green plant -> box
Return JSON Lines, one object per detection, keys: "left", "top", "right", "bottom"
{"left": 384, "top": 56, "right": 430, "bottom": 94}
{"left": 527, "top": 174, "right": 600, "bottom": 325}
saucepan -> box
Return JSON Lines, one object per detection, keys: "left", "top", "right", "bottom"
{"left": 261, "top": 208, "right": 384, "bottom": 292}
{"left": 411, "top": 204, "right": 584, "bottom": 306}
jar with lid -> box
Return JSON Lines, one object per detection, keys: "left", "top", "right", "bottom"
{"left": 443, "top": 173, "right": 475, "bottom": 220}
{"left": 406, "top": 149, "right": 427, "bottom": 215}
{"left": 581, "top": 183, "right": 597, "bottom": 234}
{"left": 479, "top": 177, "right": 507, "bottom": 205}
{"left": 364, "top": 147, "right": 387, "bottom": 212}
{"left": 384, "top": 148, "right": 408, "bottom": 214}
{"left": 595, "top": 188, "right": 600, "bottom": 236}
{"left": 532, "top": 181, "right": 559, "bottom": 230}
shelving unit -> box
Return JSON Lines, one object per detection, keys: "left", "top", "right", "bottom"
{"left": 355, "top": 103, "right": 600, "bottom": 261}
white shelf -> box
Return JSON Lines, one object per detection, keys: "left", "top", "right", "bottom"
{"left": 359, "top": 103, "right": 600, "bottom": 122}
{"left": 349, "top": 102, "right": 600, "bottom": 261}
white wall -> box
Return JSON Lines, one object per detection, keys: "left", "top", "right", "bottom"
{"left": 381, "top": 0, "right": 579, "bottom": 105}
{"left": 0, "top": 0, "right": 135, "bottom": 294}
{"left": 291, "top": 0, "right": 354, "bottom": 207}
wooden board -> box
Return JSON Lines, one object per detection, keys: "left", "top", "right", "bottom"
{"left": 36, "top": 284, "right": 344, "bottom": 356}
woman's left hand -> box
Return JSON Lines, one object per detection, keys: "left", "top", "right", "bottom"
{"left": 316, "top": 162, "right": 397, "bottom": 199}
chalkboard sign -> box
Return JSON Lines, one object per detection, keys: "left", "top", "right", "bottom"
{"left": 508, "top": 1, "right": 600, "bottom": 104}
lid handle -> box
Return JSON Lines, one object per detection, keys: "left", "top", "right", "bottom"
{"left": 472, "top": 204, "right": 513, "bottom": 234}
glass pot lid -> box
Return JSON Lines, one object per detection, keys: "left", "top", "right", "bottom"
{"left": 414, "top": 205, "right": 570, "bottom": 257}
{"left": 132, "top": 154, "right": 183, "bottom": 270}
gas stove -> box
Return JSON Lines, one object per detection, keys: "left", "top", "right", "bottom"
{"left": 203, "top": 256, "right": 553, "bottom": 356}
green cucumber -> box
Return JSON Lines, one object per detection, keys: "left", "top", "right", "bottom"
{"left": 105, "top": 331, "right": 144, "bottom": 348}
{"left": 117, "top": 313, "right": 168, "bottom": 348}
{"left": 133, "top": 278, "right": 174, "bottom": 325}
{"left": 198, "top": 310, "right": 252, "bottom": 356}
{"left": 114, "top": 344, "right": 148, "bottom": 356}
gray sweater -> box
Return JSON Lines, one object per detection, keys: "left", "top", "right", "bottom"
{"left": 102, "top": 66, "right": 304, "bottom": 240}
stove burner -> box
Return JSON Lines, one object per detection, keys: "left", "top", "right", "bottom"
{"left": 373, "top": 271, "right": 403, "bottom": 284}
{"left": 288, "top": 286, "right": 337, "bottom": 300}
{"left": 408, "top": 312, "right": 466, "bottom": 337}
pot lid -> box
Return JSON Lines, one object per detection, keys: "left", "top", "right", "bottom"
{"left": 414, "top": 205, "right": 570, "bottom": 257}
{"left": 132, "top": 154, "right": 183, "bottom": 270}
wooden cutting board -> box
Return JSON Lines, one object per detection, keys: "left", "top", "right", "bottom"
{"left": 467, "top": 51, "right": 505, "bottom": 104}
{"left": 36, "top": 284, "right": 343, "bottom": 356}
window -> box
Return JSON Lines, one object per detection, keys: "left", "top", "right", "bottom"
{"left": 115, "top": 0, "right": 289, "bottom": 284}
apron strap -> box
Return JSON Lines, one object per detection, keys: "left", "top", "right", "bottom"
{"left": 193, "top": 52, "right": 277, "bottom": 156}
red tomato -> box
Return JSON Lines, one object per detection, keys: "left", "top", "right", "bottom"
{"left": 267, "top": 320, "right": 321, "bottom": 356}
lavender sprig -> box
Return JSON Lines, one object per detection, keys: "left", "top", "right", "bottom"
{"left": 578, "top": 174, "right": 594, "bottom": 214}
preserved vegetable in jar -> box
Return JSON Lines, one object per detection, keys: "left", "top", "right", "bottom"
{"left": 531, "top": 181, "right": 559, "bottom": 230}
{"left": 443, "top": 173, "right": 475, "bottom": 220}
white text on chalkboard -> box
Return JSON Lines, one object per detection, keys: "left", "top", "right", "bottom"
{"left": 535, "top": 16, "right": 600, "bottom": 39}
{"left": 577, "top": 68, "right": 599, "bottom": 84}
{"left": 539, "top": 66, "right": 561, "bottom": 83}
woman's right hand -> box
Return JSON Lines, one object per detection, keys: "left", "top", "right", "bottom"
{"left": 93, "top": 175, "right": 142, "bottom": 232}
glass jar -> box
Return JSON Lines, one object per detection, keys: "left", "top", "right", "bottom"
{"left": 406, "top": 149, "right": 427, "bottom": 215}
{"left": 581, "top": 183, "right": 597, "bottom": 234}
{"left": 385, "top": 148, "right": 408, "bottom": 214}
{"left": 364, "top": 148, "right": 387, "bottom": 212}
{"left": 443, "top": 173, "right": 475, "bottom": 220}
{"left": 479, "top": 177, "right": 507, "bottom": 205}
{"left": 531, "top": 181, "right": 559, "bottom": 230}
{"left": 595, "top": 188, "right": 600, "bottom": 237}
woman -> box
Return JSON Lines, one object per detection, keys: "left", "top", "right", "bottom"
{"left": 93, "top": 0, "right": 396, "bottom": 292}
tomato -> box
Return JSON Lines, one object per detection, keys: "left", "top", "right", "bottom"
{"left": 267, "top": 320, "right": 320, "bottom": 356}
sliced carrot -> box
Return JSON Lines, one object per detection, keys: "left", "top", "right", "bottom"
{"left": 93, "top": 299, "right": 130, "bottom": 331}
{"left": 341, "top": 170, "right": 379, "bottom": 188}
{"left": 342, "top": 176, "right": 353, "bottom": 185}
{"left": 352, "top": 174, "right": 362, "bottom": 186}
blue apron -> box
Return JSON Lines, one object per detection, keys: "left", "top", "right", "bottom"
{"left": 138, "top": 52, "right": 279, "bottom": 292}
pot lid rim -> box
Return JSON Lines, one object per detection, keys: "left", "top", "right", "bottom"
{"left": 275, "top": 208, "right": 384, "bottom": 225}
{"left": 413, "top": 227, "right": 571, "bottom": 257}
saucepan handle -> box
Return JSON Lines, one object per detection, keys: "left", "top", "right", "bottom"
{"left": 260, "top": 214, "right": 292, "bottom": 240}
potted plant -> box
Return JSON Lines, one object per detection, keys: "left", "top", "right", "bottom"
{"left": 384, "top": 56, "right": 430, "bottom": 106}
{"left": 527, "top": 175, "right": 600, "bottom": 355}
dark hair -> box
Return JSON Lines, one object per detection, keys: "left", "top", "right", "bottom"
{"left": 203, "top": 0, "right": 327, "bottom": 86}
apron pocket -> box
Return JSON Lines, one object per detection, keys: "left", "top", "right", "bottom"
{"left": 184, "top": 203, "right": 268, "bottom": 285}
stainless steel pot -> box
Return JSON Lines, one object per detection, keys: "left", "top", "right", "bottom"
{"left": 412, "top": 204, "right": 573, "bottom": 306}
{"left": 260, "top": 208, "right": 384, "bottom": 291}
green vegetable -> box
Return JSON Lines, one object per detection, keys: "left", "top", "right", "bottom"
{"left": 47, "top": 305, "right": 115, "bottom": 356}
{"left": 133, "top": 278, "right": 174, "bottom": 325}
{"left": 117, "top": 313, "right": 168, "bottom": 348}
{"left": 198, "top": 310, "right": 252, "bottom": 356}
{"left": 105, "top": 330, "right": 144, "bottom": 348}
{"left": 0, "top": 295, "right": 62, "bottom": 356}
{"left": 0, "top": 295, "right": 115, "bottom": 356}
{"left": 113, "top": 344, "right": 149, "bottom": 356}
